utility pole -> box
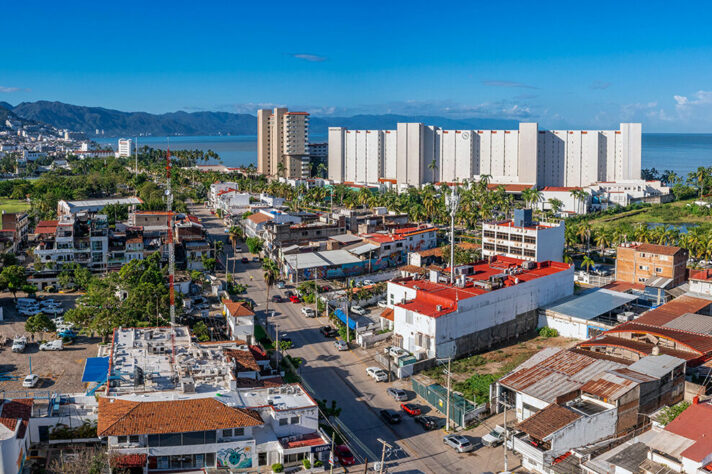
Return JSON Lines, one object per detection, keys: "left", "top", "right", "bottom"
{"left": 503, "top": 394, "right": 508, "bottom": 472}
{"left": 445, "top": 357, "right": 452, "bottom": 432}
{"left": 446, "top": 186, "right": 460, "bottom": 284}
{"left": 376, "top": 438, "right": 392, "bottom": 474}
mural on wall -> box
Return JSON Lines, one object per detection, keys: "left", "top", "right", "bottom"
{"left": 217, "top": 445, "right": 253, "bottom": 469}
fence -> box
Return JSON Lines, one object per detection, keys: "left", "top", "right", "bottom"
{"left": 411, "top": 377, "right": 486, "bottom": 428}
{"left": 357, "top": 331, "right": 392, "bottom": 349}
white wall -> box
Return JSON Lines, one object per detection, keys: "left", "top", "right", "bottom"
{"left": 548, "top": 408, "right": 617, "bottom": 458}
{"left": 538, "top": 313, "right": 590, "bottom": 340}
{"left": 535, "top": 224, "right": 565, "bottom": 262}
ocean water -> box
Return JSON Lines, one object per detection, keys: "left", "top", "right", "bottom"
{"left": 96, "top": 133, "right": 712, "bottom": 178}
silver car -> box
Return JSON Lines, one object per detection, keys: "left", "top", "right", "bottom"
{"left": 386, "top": 387, "right": 408, "bottom": 401}
{"left": 443, "top": 434, "right": 475, "bottom": 453}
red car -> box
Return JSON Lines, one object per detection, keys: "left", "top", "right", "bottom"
{"left": 401, "top": 403, "right": 421, "bottom": 416}
{"left": 334, "top": 445, "right": 355, "bottom": 466}
{"left": 289, "top": 295, "right": 300, "bottom": 303}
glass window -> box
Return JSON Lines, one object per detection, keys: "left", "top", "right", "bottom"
{"left": 183, "top": 431, "right": 205, "bottom": 445}
{"left": 117, "top": 436, "right": 127, "bottom": 444}
{"left": 279, "top": 418, "right": 289, "bottom": 426}
{"left": 160, "top": 433, "right": 181, "bottom": 446}
{"left": 290, "top": 416, "right": 300, "bottom": 424}
{"left": 234, "top": 427, "right": 244, "bottom": 436}
{"left": 157, "top": 456, "right": 169, "bottom": 469}
{"left": 204, "top": 430, "right": 216, "bottom": 444}
{"left": 148, "top": 434, "right": 160, "bottom": 447}
{"left": 205, "top": 453, "right": 216, "bottom": 467}
{"left": 129, "top": 435, "right": 139, "bottom": 444}
{"left": 221, "top": 428, "right": 233, "bottom": 438}
{"left": 258, "top": 452, "right": 267, "bottom": 466}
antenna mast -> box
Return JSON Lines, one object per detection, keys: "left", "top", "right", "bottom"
{"left": 166, "top": 143, "right": 175, "bottom": 325}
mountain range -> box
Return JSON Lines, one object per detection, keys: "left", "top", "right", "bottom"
{"left": 0, "top": 101, "right": 520, "bottom": 137}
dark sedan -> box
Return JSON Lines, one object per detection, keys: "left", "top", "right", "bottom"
{"left": 380, "top": 409, "right": 401, "bottom": 424}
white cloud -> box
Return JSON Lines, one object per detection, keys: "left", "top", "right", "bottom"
{"left": 291, "top": 53, "right": 327, "bottom": 62}
{"left": 0, "top": 86, "right": 22, "bottom": 93}
{"left": 482, "top": 80, "right": 538, "bottom": 89}
{"left": 674, "top": 90, "right": 712, "bottom": 115}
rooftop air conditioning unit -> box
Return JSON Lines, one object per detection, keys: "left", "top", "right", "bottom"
{"left": 436, "top": 305, "right": 443, "bottom": 311}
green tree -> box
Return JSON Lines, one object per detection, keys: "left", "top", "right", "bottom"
{"left": 25, "top": 313, "right": 56, "bottom": 339}
{"left": 245, "top": 237, "right": 263, "bottom": 255}
{"left": 202, "top": 257, "right": 217, "bottom": 273}
{"left": 581, "top": 255, "right": 595, "bottom": 274}
{"left": 0, "top": 265, "right": 27, "bottom": 300}
{"left": 192, "top": 321, "right": 210, "bottom": 342}
{"left": 263, "top": 258, "right": 279, "bottom": 314}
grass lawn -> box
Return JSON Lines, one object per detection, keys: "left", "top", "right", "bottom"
{"left": 0, "top": 198, "right": 30, "bottom": 215}
{"left": 587, "top": 199, "right": 711, "bottom": 227}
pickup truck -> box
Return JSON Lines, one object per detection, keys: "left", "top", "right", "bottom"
{"left": 482, "top": 425, "right": 506, "bottom": 447}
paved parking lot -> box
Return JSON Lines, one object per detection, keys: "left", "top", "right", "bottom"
{"left": 0, "top": 292, "right": 101, "bottom": 393}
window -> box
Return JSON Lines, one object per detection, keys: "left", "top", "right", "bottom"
{"left": 639, "top": 265, "right": 649, "bottom": 271}
{"left": 221, "top": 429, "right": 233, "bottom": 438}
{"left": 159, "top": 433, "right": 181, "bottom": 446}
{"left": 204, "top": 431, "right": 216, "bottom": 444}
{"left": 259, "top": 452, "right": 268, "bottom": 466}
{"left": 290, "top": 416, "right": 300, "bottom": 424}
{"left": 148, "top": 434, "right": 160, "bottom": 447}
{"left": 117, "top": 436, "right": 128, "bottom": 444}
{"left": 129, "top": 435, "right": 139, "bottom": 444}
{"left": 656, "top": 267, "right": 663, "bottom": 273}
{"left": 234, "top": 427, "right": 244, "bottom": 436}
{"left": 183, "top": 431, "right": 205, "bottom": 445}
{"left": 279, "top": 418, "right": 289, "bottom": 426}
{"left": 405, "top": 311, "right": 413, "bottom": 325}
{"left": 284, "top": 452, "right": 308, "bottom": 465}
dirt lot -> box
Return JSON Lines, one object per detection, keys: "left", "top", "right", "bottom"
{"left": 0, "top": 292, "right": 101, "bottom": 393}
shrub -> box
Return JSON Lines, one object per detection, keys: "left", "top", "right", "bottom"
{"left": 272, "top": 463, "right": 284, "bottom": 473}
{"left": 539, "top": 327, "right": 559, "bottom": 338}
{"left": 314, "top": 459, "right": 323, "bottom": 467}
{"left": 656, "top": 401, "right": 690, "bottom": 426}
{"left": 302, "top": 459, "right": 311, "bottom": 469}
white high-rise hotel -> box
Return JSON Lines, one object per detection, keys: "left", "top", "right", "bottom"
{"left": 328, "top": 122, "right": 641, "bottom": 188}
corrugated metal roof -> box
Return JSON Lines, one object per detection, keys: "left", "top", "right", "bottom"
{"left": 347, "top": 242, "right": 380, "bottom": 256}
{"left": 516, "top": 404, "right": 581, "bottom": 440}
{"left": 607, "top": 322, "right": 712, "bottom": 355}
{"left": 645, "top": 276, "right": 673, "bottom": 289}
{"left": 580, "top": 370, "right": 641, "bottom": 400}
{"left": 635, "top": 296, "right": 712, "bottom": 327}
{"left": 627, "top": 354, "right": 686, "bottom": 379}
{"left": 499, "top": 349, "right": 625, "bottom": 403}
{"left": 543, "top": 288, "right": 637, "bottom": 320}
{"left": 664, "top": 313, "right": 712, "bottom": 335}
{"left": 284, "top": 249, "right": 361, "bottom": 270}
{"left": 329, "top": 234, "right": 362, "bottom": 244}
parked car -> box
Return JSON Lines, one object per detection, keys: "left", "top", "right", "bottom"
{"left": 22, "top": 374, "right": 39, "bottom": 388}
{"left": 414, "top": 415, "right": 438, "bottom": 430}
{"left": 241, "top": 257, "right": 249, "bottom": 263}
{"left": 277, "top": 281, "right": 286, "bottom": 289}
{"left": 377, "top": 300, "right": 388, "bottom": 308}
{"left": 289, "top": 295, "right": 300, "bottom": 303}
{"left": 380, "top": 409, "right": 401, "bottom": 424}
{"left": 363, "top": 279, "right": 375, "bottom": 286}
{"left": 279, "top": 334, "right": 293, "bottom": 346}
{"left": 350, "top": 305, "right": 366, "bottom": 316}
{"left": 12, "top": 336, "right": 27, "bottom": 353}
{"left": 301, "top": 307, "right": 315, "bottom": 317}
{"left": 389, "top": 347, "right": 409, "bottom": 358}
{"left": 320, "top": 326, "right": 338, "bottom": 337}
{"left": 39, "top": 340, "right": 64, "bottom": 351}
{"left": 334, "top": 339, "right": 348, "bottom": 351}
{"left": 57, "top": 329, "right": 77, "bottom": 339}
{"left": 17, "top": 298, "right": 38, "bottom": 306}
{"left": 401, "top": 403, "right": 421, "bottom": 416}
{"left": 271, "top": 295, "right": 283, "bottom": 303}
{"left": 366, "top": 367, "right": 388, "bottom": 382}
{"left": 252, "top": 256, "right": 260, "bottom": 262}
{"left": 386, "top": 388, "right": 408, "bottom": 402}
{"left": 443, "top": 434, "right": 475, "bottom": 453}
{"left": 320, "top": 285, "right": 331, "bottom": 292}
{"left": 334, "top": 445, "right": 355, "bottom": 466}
{"left": 482, "top": 425, "right": 506, "bottom": 447}
{"left": 19, "top": 308, "right": 41, "bottom": 317}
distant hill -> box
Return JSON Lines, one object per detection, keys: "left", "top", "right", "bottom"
{"left": 9, "top": 100, "right": 521, "bottom": 137}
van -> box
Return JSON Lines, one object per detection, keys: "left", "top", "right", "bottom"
{"left": 17, "top": 298, "right": 38, "bottom": 305}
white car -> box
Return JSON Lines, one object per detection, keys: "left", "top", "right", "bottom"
{"left": 19, "top": 307, "right": 41, "bottom": 316}
{"left": 301, "top": 307, "right": 315, "bottom": 317}
{"left": 350, "top": 305, "right": 366, "bottom": 316}
{"left": 363, "top": 280, "right": 375, "bottom": 286}
{"left": 389, "top": 346, "right": 409, "bottom": 359}
{"left": 12, "top": 336, "right": 27, "bottom": 353}
{"left": 22, "top": 374, "right": 39, "bottom": 388}
{"left": 443, "top": 434, "right": 476, "bottom": 453}
{"left": 482, "top": 425, "right": 506, "bottom": 447}
{"left": 377, "top": 300, "right": 388, "bottom": 308}
{"left": 334, "top": 339, "right": 348, "bottom": 351}
{"left": 41, "top": 305, "right": 64, "bottom": 315}
{"left": 366, "top": 366, "right": 388, "bottom": 382}
{"left": 40, "top": 340, "right": 64, "bottom": 351}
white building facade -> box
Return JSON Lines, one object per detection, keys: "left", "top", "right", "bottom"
{"left": 117, "top": 138, "right": 132, "bottom": 157}
{"left": 329, "top": 122, "right": 641, "bottom": 189}
{"left": 482, "top": 210, "right": 565, "bottom": 262}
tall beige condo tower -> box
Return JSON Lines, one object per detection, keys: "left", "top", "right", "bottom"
{"left": 257, "top": 108, "right": 310, "bottom": 178}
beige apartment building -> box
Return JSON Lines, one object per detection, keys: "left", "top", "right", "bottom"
{"left": 257, "top": 108, "right": 310, "bottom": 178}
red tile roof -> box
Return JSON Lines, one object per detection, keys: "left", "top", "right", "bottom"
{"left": 690, "top": 269, "right": 712, "bottom": 281}
{"left": 224, "top": 348, "right": 261, "bottom": 372}
{"left": 223, "top": 299, "right": 255, "bottom": 317}
{"left": 542, "top": 186, "right": 583, "bottom": 192}
{"left": 97, "top": 397, "right": 262, "bottom": 436}
{"left": 628, "top": 243, "right": 685, "bottom": 256}
{"left": 486, "top": 183, "right": 534, "bottom": 192}
{"left": 393, "top": 257, "right": 570, "bottom": 318}
{"left": 634, "top": 296, "right": 712, "bottom": 327}
{"left": 380, "top": 308, "right": 394, "bottom": 321}
{"left": 517, "top": 404, "right": 581, "bottom": 440}
{"left": 602, "top": 281, "right": 646, "bottom": 293}
{"left": 665, "top": 402, "right": 712, "bottom": 462}
{"left": 0, "top": 399, "right": 32, "bottom": 438}
{"left": 247, "top": 213, "right": 273, "bottom": 224}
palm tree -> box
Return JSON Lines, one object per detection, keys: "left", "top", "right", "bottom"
{"left": 549, "top": 198, "right": 563, "bottom": 215}
{"left": 277, "top": 162, "right": 286, "bottom": 179}
{"left": 263, "top": 258, "right": 279, "bottom": 314}
{"left": 428, "top": 159, "right": 439, "bottom": 182}
{"left": 689, "top": 166, "right": 710, "bottom": 197}
{"left": 581, "top": 255, "right": 595, "bottom": 274}
{"left": 577, "top": 223, "right": 592, "bottom": 253}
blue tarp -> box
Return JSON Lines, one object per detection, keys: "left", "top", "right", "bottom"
{"left": 334, "top": 309, "right": 357, "bottom": 330}
{"left": 82, "top": 357, "right": 109, "bottom": 383}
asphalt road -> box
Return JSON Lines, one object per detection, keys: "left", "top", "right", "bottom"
{"left": 191, "top": 205, "right": 513, "bottom": 474}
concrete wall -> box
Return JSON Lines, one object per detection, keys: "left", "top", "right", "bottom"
{"left": 328, "top": 128, "right": 345, "bottom": 182}
{"left": 518, "top": 123, "right": 538, "bottom": 184}
{"left": 548, "top": 408, "right": 617, "bottom": 458}
{"left": 535, "top": 223, "right": 565, "bottom": 262}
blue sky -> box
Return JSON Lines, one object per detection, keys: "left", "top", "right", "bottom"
{"left": 3, "top": 0, "right": 712, "bottom": 132}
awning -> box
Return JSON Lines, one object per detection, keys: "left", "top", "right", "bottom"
{"left": 82, "top": 357, "right": 109, "bottom": 383}
{"left": 335, "top": 309, "right": 357, "bottom": 330}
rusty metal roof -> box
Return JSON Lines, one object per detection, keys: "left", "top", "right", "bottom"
{"left": 635, "top": 296, "right": 712, "bottom": 327}
{"left": 499, "top": 348, "right": 625, "bottom": 403}
{"left": 516, "top": 404, "right": 581, "bottom": 440}
{"left": 606, "top": 321, "right": 712, "bottom": 355}
{"left": 579, "top": 368, "right": 652, "bottom": 401}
